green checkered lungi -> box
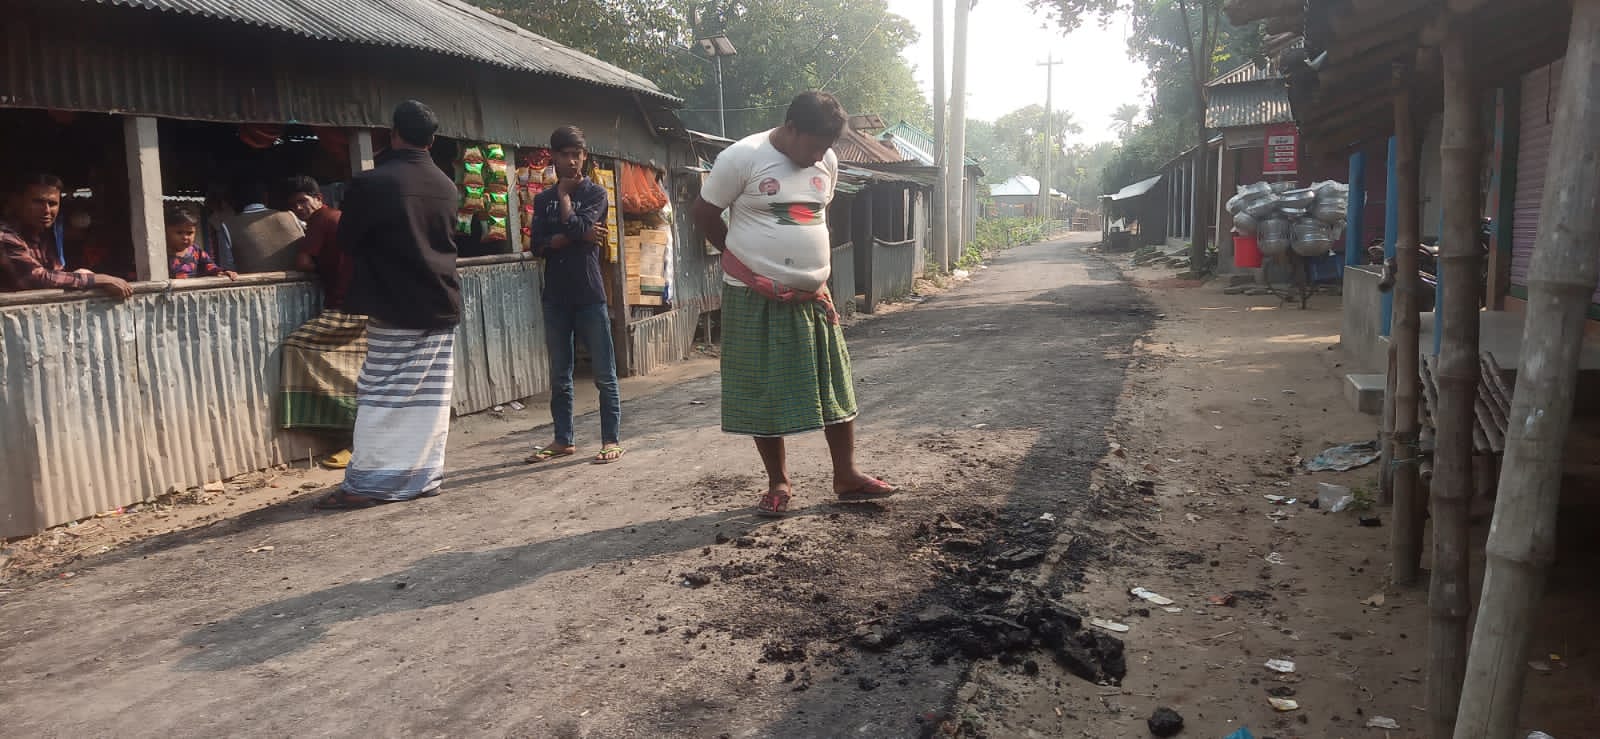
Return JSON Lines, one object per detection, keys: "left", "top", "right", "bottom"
{"left": 720, "top": 284, "right": 858, "bottom": 437}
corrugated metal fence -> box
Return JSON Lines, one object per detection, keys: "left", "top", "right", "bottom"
{"left": 454, "top": 259, "right": 547, "bottom": 416}
{"left": 627, "top": 306, "right": 703, "bottom": 377}
{"left": 828, "top": 243, "right": 857, "bottom": 316}
{"left": 0, "top": 260, "right": 554, "bottom": 537}
{"left": 0, "top": 281, "right": 320, "bottom": 537}
{"left": 866, "top": 238, "right": 917, "bottom": 312}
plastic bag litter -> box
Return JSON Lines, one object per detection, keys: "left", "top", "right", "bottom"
{"left": 1305, "top": 440, "right": 1381, "bottom": 471}
{"left": 1317, "top": 483, "right": 1355, "bottom": 513}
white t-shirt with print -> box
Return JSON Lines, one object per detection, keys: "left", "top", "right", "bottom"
{"left": 700, "top": 129, "right": 838, "bottom": 292}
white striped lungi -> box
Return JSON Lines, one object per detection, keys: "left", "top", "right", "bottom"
{"left": 341, "top": 321, "right": 456, "bottom": 501}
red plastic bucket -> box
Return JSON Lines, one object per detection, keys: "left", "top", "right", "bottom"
{"left": 1233, "top": 233, "right": 1262, "bottom": 268}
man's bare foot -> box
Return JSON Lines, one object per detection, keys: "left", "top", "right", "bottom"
{"left": 834, "top": 473, "right": 896, "bottom": 500}
{"left": 756, "top": 483, "right": 793, "bottom": 517}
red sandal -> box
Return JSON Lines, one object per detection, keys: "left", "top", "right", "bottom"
{"left": 756, "top": 488, "right": 792, "bottom": 517}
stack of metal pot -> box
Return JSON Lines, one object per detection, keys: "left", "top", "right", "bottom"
{"left": 1226, "top": 180, "right": 1350, "bottom": 258}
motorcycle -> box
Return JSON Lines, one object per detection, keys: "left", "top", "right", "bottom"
{"left": 1375, "top": 217, "right": 1492, "bottom": 312}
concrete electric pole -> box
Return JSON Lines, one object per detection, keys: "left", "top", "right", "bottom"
{"left": 1038, "top": 54, "right": 1063, "bottom": 220}
{"left": 932, "top": 0, "right": 948, "bottom": 273}
{"left": 946, "top": 0, "right": 970, "bottom": 269}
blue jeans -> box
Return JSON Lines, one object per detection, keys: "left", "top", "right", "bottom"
{"left": 544, "top": 302, "right": 621, "bottom": 447}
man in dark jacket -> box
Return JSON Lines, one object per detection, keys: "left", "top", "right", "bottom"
{"left": 315, "top": 100, "right": 463, "bottom": 510}
{"left": 523, "top": 125, "right": 624, "bottom": 466}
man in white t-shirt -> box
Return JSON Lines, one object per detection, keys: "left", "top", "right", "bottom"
{"left": 691, "top": 91, "right": 895, "bottom": 517}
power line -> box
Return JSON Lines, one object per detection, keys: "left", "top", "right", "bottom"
{"left": 820, "top": 9, "right": 891, "bottom": 92}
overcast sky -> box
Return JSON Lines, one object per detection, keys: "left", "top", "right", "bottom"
{"left": 883, "top": 0, "right": 1151, "bottom": 145}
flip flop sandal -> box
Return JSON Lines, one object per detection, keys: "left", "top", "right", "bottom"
{"left": 312, "top": 490, "right": 382, "bottom": 511}
{"left": 836, "top": 478, "right": 897, "bottom": 501}
{"left": 756, "top": 489, "right": 792, "bottom": 518}
{"left": 526, "top": 446, "right": 576, "bottom": 464}
{"left": 320, "top": 449, "right": 353, "bottom": 470}
{"left": 592, "top": 446, "right": 626, "bottom": 465}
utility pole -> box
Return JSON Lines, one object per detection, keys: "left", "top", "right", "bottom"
{"left": 715, "top": 56, "right": 726, "bottom": 137}
{"left": 931, "top": 0, "right": 948, "bottom": 273}
{"left": 946, "top": 0, "right": 970, "bottom": 269}
{"left": 1038, "top": 54, "right": 1063, "bottom": 220}
{"left": 697, "top": 34, "right": 738, "bottom": 137}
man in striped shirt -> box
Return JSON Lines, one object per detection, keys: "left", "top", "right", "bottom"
{"left": 1, "top": 174, "right": 133, "bottom": 298}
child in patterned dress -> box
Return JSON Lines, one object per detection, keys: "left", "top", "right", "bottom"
{"left": 167, "top": 206, "right": 236, "bottom": 280}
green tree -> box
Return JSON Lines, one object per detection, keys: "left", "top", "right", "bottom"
{"left": 965, "top": 119, "right": 1021, "bottom": 184}
{"left": 1033, "top": 0, "right": 1262, "bottom": 268}
{"left": 993, "top": 104, "right": 1082, "bottom": 179}
{"left": 475, "top": 0, "right": 930, "bottom": 139}
{"left": 1111, "top": 103, "right": 1141, "bottom": 140}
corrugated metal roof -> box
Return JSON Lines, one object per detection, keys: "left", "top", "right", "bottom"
{"left": 1207, "top": 60, "right": 1279, "bottom": 87}
{"left": 989, "top": 175, "right": 1064, "bottom": 198}
{"left": 835, "top": 128, "right": 909, "bottom": 165}
{"left": 1206, "top": 80, "right": 1295, "bottom": 129}
{"left": 9, "top": 9, "right": 679, "bottom": 157}
{"left": 880, "top": 121, "right": 981, "bottom": 168}
{"left": 1107, "top": 174, "right": 1163, "bottom": 201}
{"left": 91, "top": 0, "right": 679, "bottom": 103}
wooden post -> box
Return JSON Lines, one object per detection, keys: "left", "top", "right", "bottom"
{"left": 1455, "top": 1, "right": 1600, "bottom": 734}
{"left": 1485, "top": 85, "right": 1520, "bottom": 311}
{"left": 124, "top": 116, "right": 165, "bottom": 282}
{"left": 1216, "top": 145, "right": 1237, "bottom": 272}
{"left": 1391, "top": 78, "right": 1426, "bottom": 586}
{"left": 1428, "top": 23, "right": 1483, "bottom": 738}
{"left": 347, "top": 129, "right": 375, "bottom": 175}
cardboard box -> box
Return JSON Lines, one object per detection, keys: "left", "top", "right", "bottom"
{"left": 636, "top": 228, "right": 671, "bottom": 246}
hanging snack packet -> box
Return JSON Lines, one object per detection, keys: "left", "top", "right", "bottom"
{"left": 485, "top": 159, "right": 509, "bottom": 186}
{"left": 485, "top": 144, "right": 506, "bottom": 162}
{"left": 455, "top": 209, "right": 475, "bottom": 235}
{"left": 462, "top": 145, "right": 485, "bottom": 164}
{"left": 462, "top": 184, "right": 486, "bottom": 211}
{"left": 462, "top": 160, "right": 486, "bottom": 187}
{"left": 487, "top": 190, "right": 509, "bottom": 217}
{"left": 485, "top": 215, "right": 509, "bottom": 241}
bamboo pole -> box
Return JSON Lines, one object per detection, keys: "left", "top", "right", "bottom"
{"left": 1391, "top": 76, "right": 1426, "bottom": 588}
{"left": 1427, "top": 23, "right": 1484, "bottom": 739}
{"left": 1455, "top": 1, "right": 1600, "bottom": 734}
{"left": 1380, "top": 344, "right": 1397, "bottom": 503}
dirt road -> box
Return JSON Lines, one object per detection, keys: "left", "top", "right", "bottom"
{"left": 0, "top": 232, "right": 1153, "bottom": 738}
